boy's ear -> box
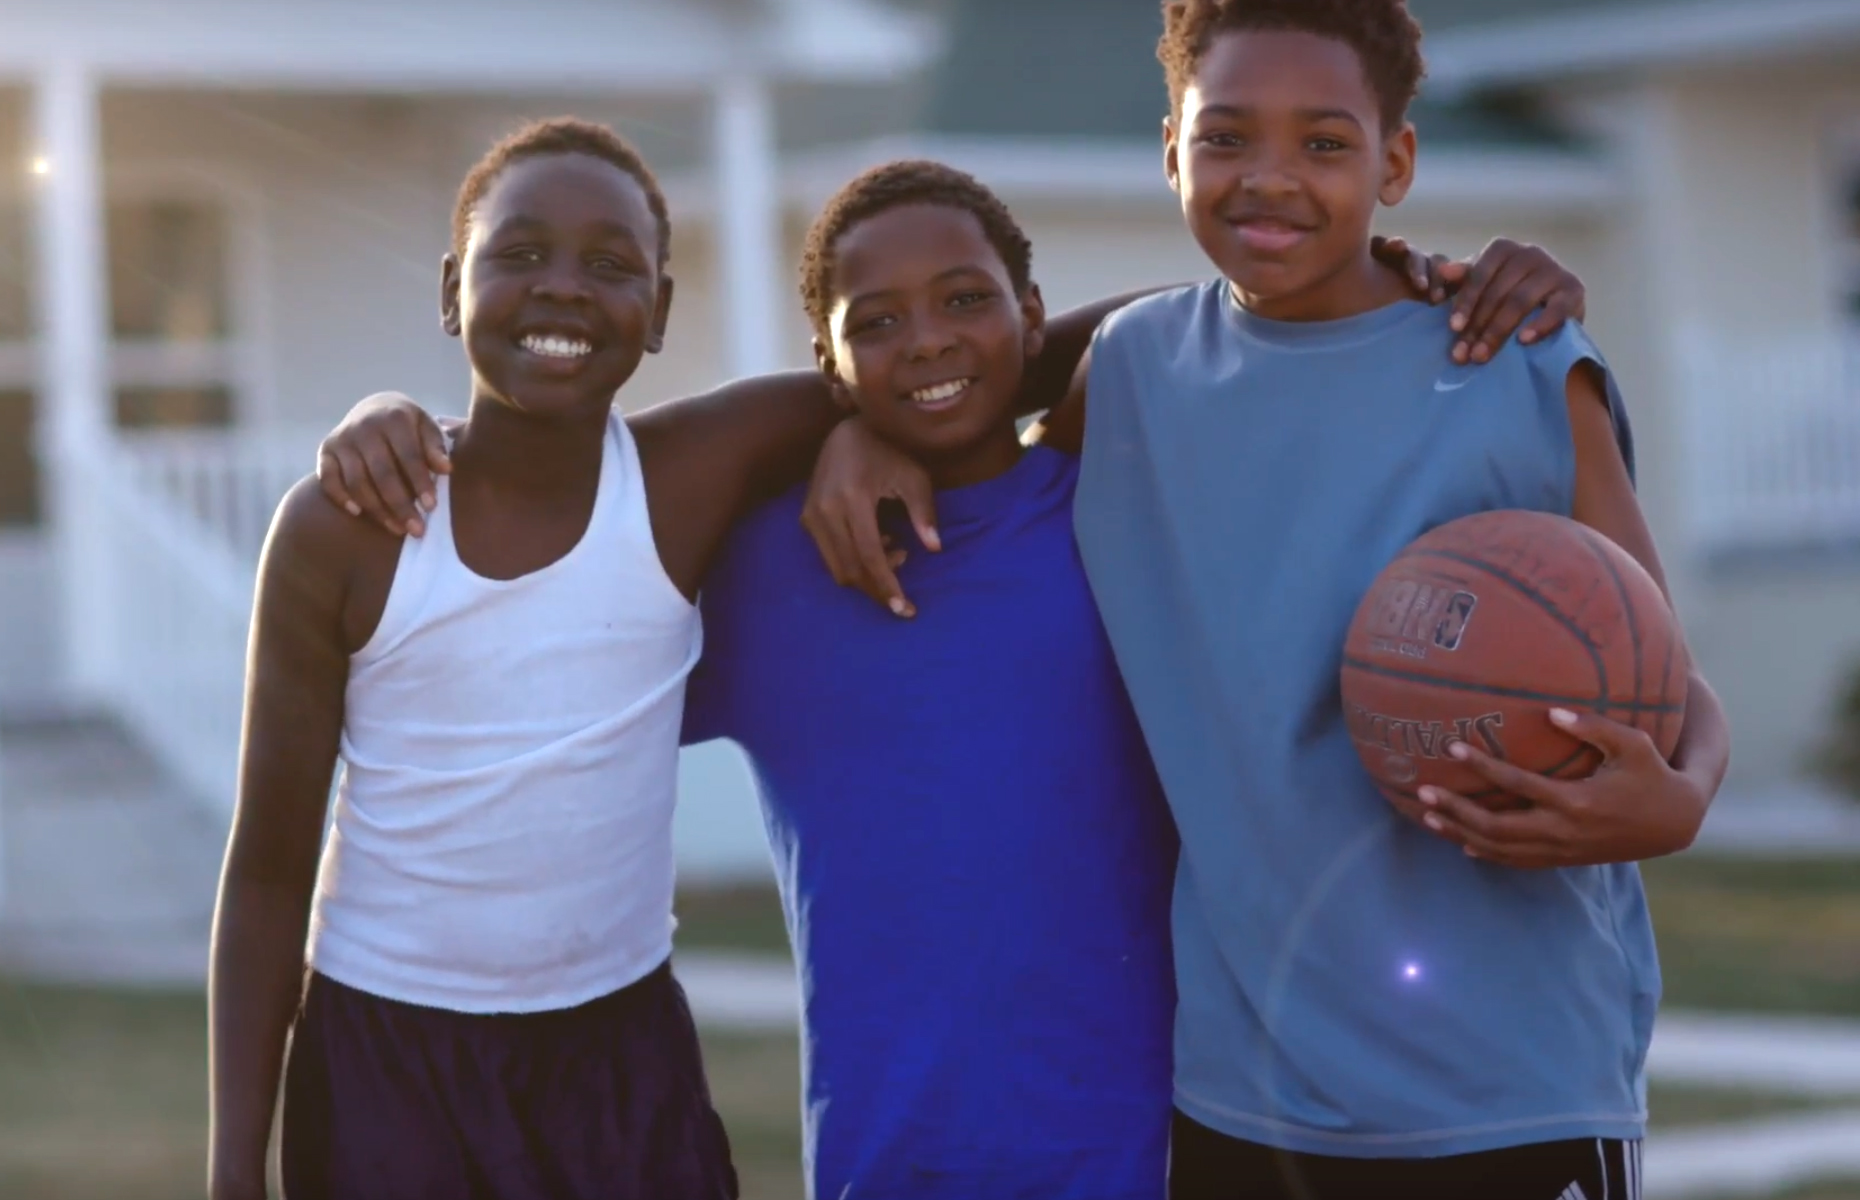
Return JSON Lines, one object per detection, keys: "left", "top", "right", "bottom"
{"left": 440, "top": 253, "right": 462, "bottom": 337}
{"left": 646, "top": 272, "right": 675, "bottom": 355}
{"left": 1020, "top": 282, "right": 1048, "bottom": 361}
{"left": 1378, "top": 122, "right": 1418, "bottom": 208}
{"left": 1163, "top": 115, "right": 1183, "bottom": 195}
{"left": 811, "top": 336, "right": 857, "bottom": 413}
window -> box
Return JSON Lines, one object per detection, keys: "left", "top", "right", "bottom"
{"left": 1844, "top": 167, "right": 1860, "bottom": 319}
{"left": 1834, "top": 116, "right": 1860, "bottom": 322}
{"left": 0, "top": 198, "right": 35, "bottom": 527}
{"left": 115, "top": 384, "right": 232, "bottom": 429}
{"left": 107, "top": 189, "right": 239, "bottom": 430}
{"left": 0, "top": 182, "right": 246, "bottom": 527}
{"left": 109, "top": 198, "right": 230, "bottom": 341}
{"left": 0, "top": 195, "right": 26, "bottom": 341}
{"left": 0, "top": 388, "right": 38, "bottom": 525}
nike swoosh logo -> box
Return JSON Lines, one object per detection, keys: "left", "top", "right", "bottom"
{"left": 1434, "top": 377, "right": 1470, "bottom": 393}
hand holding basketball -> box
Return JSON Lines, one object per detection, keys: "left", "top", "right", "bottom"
{"left": 1414, "top": 706, "right": 1709, "bottom": 869}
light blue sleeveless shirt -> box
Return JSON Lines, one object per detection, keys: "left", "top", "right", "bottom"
{"left": 1074, "top": 282, "right": 1660, "bottom": 1159}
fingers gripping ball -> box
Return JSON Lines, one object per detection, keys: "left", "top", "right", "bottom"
{"left": 1340, "top": 510, "right": 1688, "bottom": 807}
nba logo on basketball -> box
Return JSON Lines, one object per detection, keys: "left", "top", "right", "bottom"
{"left": 1365, "top": 580, "right": 1478, "bottom": 659}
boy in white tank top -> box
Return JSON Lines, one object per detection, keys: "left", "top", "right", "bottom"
{"left": 207, "top": 119, "right": 853, "bottom": 1200}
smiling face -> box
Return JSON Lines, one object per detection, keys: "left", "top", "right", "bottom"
{"left": 817, "top": 203, "right": 1044, "bottom": 488}
{"left": 1164, "top": 28, "right": 1416, "bottom": 321}
{"left": 442, "top": 152, "right": 671, "bottom": 419}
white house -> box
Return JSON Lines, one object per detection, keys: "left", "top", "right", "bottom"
{"left": 0, "top": 0, "right": 1856, "bottom": 887}
{"left": 0, "top": 0, "right": 938, "bottom": 878}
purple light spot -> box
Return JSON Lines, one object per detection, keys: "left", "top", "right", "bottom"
{"left": 1402, "top": 962, "right": 1421, "bottom": 981}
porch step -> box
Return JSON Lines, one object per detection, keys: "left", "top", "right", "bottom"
{"left": 0, "top": 715, "right": 224, "bottom": 986}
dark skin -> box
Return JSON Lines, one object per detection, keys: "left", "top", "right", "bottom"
{"left": 209, "top": 152, "right": 845, "bottom": 1200}
{"left": 325, "top": 236, "right": 1588, "bottom": 615}
{"left": 1170, "top": 31, "right": 1420, "bottom": 323}
{"left": 817, "top": 202, "right": 1046, "bottom": 487}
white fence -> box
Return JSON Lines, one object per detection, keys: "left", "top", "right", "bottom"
{"left": 117, "top": 427, "right": 321, "bottom": 564}
{"left": 61, "top": 429, "right": 319, "bottom": 815}
{"left": 1684, "top": 333, "right": 1860, "bottom": 554}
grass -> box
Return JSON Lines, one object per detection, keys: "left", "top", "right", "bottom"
{"left": 674, "top": 883, "right": 793, "bottom": 957}
{"left": 704, "top": 1033, "right": 807, "bottom": 1200}
{"left": 0, "top": 974, "right": 812, "bottom": 1200}
{"left": 1641, "top": 855, "right": 1860, "bottom": 1016}
{"left": 0, "top": 858, "right": 1856, "bottom": 1198}
{"left": 0, "top": 978, "right": 210, "bottom": 1200}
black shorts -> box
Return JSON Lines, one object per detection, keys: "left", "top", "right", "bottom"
{"left": 280, "top": 961, "right": 738, "bottom": 1200}
{"left": 1170, "top": 1109, "right": 1642, "bottom": 1200}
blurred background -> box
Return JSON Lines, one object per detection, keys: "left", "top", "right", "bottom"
{"left": 0, "top": 0, "right": 1857, "bottom": 1196}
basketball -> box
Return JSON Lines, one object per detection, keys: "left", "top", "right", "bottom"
{"left": 1340, "top": 510, "right": 1689, "bottom": 806}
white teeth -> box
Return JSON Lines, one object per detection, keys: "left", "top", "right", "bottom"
{"left": 521, "top": 334, "right": 592, "bottom": 359}
{"left": 910, "top": 379, "right": 972, "bottom": 404}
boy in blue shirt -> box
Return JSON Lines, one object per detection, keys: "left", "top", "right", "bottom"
{"left": 804, "top": 2, "right": 1735, "bottom": 1198}
{"left": 679, "top": 160, "right": 1181, "bottom": 1199}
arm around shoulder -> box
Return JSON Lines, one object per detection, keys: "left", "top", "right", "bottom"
{"left": 1017, "top": 286, "right": 1162, "bottom": 419}
{"left": 1025, "top": 347, "right": 1090, "bottom": 455}
{"left": 627, "top": 371, "right": 845, "bottom": 599}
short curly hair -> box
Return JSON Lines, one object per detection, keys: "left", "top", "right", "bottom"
{"left": 1157, "top": 0, "right": 1426, "bottom": 133}
{"left": 452, "top": 117, "right": 670, "bottom": 267}
{"left": 799, "top": 160, "right": 1033, "bottom": 341}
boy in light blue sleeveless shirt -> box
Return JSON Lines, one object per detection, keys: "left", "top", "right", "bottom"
{"left": 1052, "top": 2, "right": 1734, "bottom": 1197}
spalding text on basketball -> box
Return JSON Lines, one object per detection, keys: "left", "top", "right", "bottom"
{"left": 1345, "top": 705, "right": 1507, "bottom": 760}
{"left": 1364, "top": 580, "right": 1478, "bottom": 660}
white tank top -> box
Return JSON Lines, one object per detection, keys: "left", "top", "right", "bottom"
{"left": 308, "top": 411, "right": 700, "bottom": 1014}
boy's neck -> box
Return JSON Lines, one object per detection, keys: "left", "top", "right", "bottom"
{"left": 915, "top": 424, "right": 1034, "bottom": 494}
{"left": 1229, "top": 248, "right": 1411, "bottom": 324}
{"left": 921, "top": 424, "right": 1025, "bottom": 492}
{"left": 451, "top": 392, "right": 612, "bottom": 497}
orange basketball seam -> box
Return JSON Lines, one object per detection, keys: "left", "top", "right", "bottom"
{"left": 1339, "top": 656, "right": 1682, "bottom": 713}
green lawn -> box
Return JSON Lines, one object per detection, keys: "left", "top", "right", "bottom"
{"left": 2, "top": 856, "right": 1857, "bottom": 1199}
{"left": 674, "top": 882, "right": 793, "bottom": 957}
{"left": 704, "top": 1033, "right": 807, "bottom": 1200}
{"left": 1642, "top": 855, "right": 1860, "bottom": 1016}
{"left": 0, "top": 978, "right": 210, "bottom": 1199}
{"left": 0, "top": 976, "right": 812, "bottom": 1200}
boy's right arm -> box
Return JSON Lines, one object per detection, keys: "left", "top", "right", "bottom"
{"left": 208, "top": 480, "right": 364, "bottom": 1200}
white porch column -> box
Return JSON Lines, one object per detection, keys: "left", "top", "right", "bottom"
{"left": 30, "top": 62, "right": 113, "bottom": 699}
{"left": 711, "top": 73, "right": 784, "bottom": 379}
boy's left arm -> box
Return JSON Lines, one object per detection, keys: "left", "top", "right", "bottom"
{"left": 1414, "top": 363, "right": 1731, "bottom": 869}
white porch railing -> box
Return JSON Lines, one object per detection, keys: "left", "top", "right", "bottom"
{"left": 117, "top": 427, "right": 322, "bottom": 564}
{"left": 60, "top": 429, "right": 320, "bottom": 815}
{"left": 1684, "top": 333, "right": 1860, "bottom": 554}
